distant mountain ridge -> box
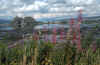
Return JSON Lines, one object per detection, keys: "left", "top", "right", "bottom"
{"left": 36, "top": 15, "right": 100, "bottom": 22}
{"left": 0, "top": 15, "right": 100, "bottom": 23}
{"left": 0, "top": 19, "right": 11, "bottom": 24}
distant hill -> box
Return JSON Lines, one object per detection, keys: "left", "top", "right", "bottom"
{"left": 36, "top": 15, "right": 100, "bottom": 22}
{"left": 0, "top": 19, "right": 11, "bottom": 24}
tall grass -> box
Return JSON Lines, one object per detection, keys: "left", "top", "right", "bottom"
{"left": 0, "top": 37, "right": 100, "bottom": 65}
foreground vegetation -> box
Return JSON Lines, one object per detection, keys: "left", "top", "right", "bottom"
{"left": 0, "top": 35, "right": 100, "bottom": 65}
{"left": 0, "top": 23, "right": 100, "bottom": 65}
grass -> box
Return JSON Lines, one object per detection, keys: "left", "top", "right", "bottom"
{"left": 0, "top": 38, "right": 100, "bottom": 65}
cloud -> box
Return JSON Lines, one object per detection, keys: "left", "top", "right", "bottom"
{"left": 13, "top": 1, "right": 48, "bottom": 12}
{"left": 13, "top": 4, "right": 39, "bottom": 12}
{"left": 45, "top": 0, "right": 100, "bottom": 18}
{"left": 68, "top": 0, "right": 94, "bottom": 5}
{"left": 0, "top": 0, "right": 100, "bottom": 19}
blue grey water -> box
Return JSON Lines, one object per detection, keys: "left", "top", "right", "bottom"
{"left": 0, "top": 19, "right": 98, "bottom": 40}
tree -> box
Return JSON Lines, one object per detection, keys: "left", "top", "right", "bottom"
{"left": 23, "top": 17, "right": 36, "bottom": 33}
{"left": 11, "top": 16, "right": 24, "bottom": 33}
{"left": 11, "top": 16, "right": 37, "bottom": 39}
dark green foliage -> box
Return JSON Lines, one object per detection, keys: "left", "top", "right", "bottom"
{"left": 38, "top": 42, "right": 54, "bottom": 65}
{"left": 0, "top": 38, "right": 100, "bottom": 65}
{"left": 82, "top": 31, "right": 94, "bottom": 48}
{"left": 96, "top": 38, "right": 100, "bottom": 48}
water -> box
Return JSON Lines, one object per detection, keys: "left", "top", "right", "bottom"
{"left": 0, "top": 22, "right": 99, "bottom": 40}
{"left": 34, "top": 23, "right": 100, "bottom": 42}
{"left": 34, "top": 24, "right": 92, "bottom": 30}
{"left": 34, "top": 24, "right": 69, "bottom": 30}
{"left": 0, "top": 26, "right": 13, "bottom": 30}
{"left": 0, "top": 26, "right": 14, "bottom": 40}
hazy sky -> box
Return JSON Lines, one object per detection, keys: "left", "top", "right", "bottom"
{"left": 0, "top": 0, "right": 100, "bottom": 19}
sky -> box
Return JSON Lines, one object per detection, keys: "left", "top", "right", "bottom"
{"left": 0, "top": 0, "right": 100, "bottom": 20}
